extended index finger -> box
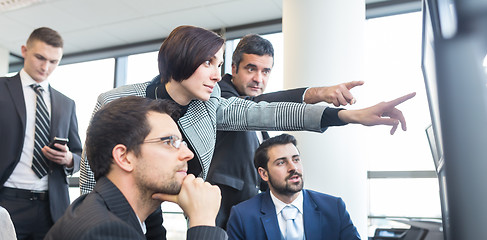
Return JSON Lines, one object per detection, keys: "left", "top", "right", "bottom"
{"left": 387, "top": 92, "right": 416, "bottom": 107}
{"left": 345, "top": 80, "right": 364, "bottom": 90}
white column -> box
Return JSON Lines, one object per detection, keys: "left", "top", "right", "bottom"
{"left": 283, "top": 0, "right": 367, "bottom": 238}
{"left": 0, "top": 47, "right": 9, "bottom": 76}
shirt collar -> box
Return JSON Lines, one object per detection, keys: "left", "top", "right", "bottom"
{"left": 20, "top": 69, "right": 50, "bottom": 92}
{"left": 270, "top": 190, "right": 304, "bottom": 215}
{"left": 136, "top": 215, "right": 147, "bottom": 234}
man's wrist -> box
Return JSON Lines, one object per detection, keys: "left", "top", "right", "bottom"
{"left": 65, "top": 152, "right": 74, "bottom": 168}
{"left": 188, "top": 217, "right": 216, "bottom": 228}
{"left": 303, "top": 87, "right": 319, "bottom": 104}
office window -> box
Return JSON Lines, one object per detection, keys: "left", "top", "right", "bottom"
{"left": 365, "top": 11, "right": 441, "bottom": 235}
{"left": 48, "top": 58, "right": 115, "bottom": 198}
{"left": 49, "top": 58, "right": 115, "bottom": 145}
{"left": 127, "top": 51, "right": 159, "bottom": 84}
{"left": 368, "top": 178, "right": 441, "bottom": 218}
{"left": 365, "top": 12, "right": 434, "bottom": 172}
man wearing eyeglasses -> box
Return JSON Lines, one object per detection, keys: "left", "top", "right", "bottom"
{"left": 45, "top": 96, "right": 227, "bottom": 240}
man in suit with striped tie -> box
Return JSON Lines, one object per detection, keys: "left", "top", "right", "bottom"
{"left": 45, "top": 96, "right": 227, "bottom": 240}
{"left": 0, "top": 27, "right": 82, "bottom": 240}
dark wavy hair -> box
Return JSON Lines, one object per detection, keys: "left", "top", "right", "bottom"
{"left": 86, "top": 96, "right": 180, "bottom": 180}
{"left": 158, "top": 25, "right": 225, "bottom": 84}
{"left": 254, "top": 134, "right": 297, "bottom": 171}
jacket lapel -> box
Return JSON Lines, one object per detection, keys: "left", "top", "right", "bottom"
{"left": 261, "top": 191, "right": 282, "bottom": 240}
{"left": 48, "top": 85, "right": 59, "bottom": 138}
{"left": 95, "top": 177, "right": 144, "bottom": 236}
{"left": 178, "top": 97, "right": 217, "bottom": 179}
{"left": 303, "top": 190, "right": 323, "bottom": 239}
{"left": 6, "top": 74, "right": 26, "bottom": 130}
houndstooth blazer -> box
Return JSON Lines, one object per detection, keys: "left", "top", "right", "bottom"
{"left": 79, "top": 81, "right": 327, "bottom": 194}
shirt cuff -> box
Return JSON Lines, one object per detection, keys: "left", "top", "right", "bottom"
{"left": 64, "top": 166, "right": 74, "bottom": 176}
{"left": 301, "top": 87, "right": 310, "bottom": 103}
{"left": 320, "top": 107, "right": 348, "bottom": 131}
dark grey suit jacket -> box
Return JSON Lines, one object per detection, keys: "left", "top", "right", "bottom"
{"left": 209, "top": 74, "right": 306, "bottom": 192}
{"left": 0, "top": 73, "right": 82, "bottom": 222}
{"left": 45, "top": 177, "right": 227, "bottom": 240}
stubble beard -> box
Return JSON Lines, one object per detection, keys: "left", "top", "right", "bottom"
{"left": 135, "top": 170, "right": 182, "bottom": 196}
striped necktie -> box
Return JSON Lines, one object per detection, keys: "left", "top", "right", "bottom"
{"left": 31, "top": 84, "right": 50, "bottom": 178}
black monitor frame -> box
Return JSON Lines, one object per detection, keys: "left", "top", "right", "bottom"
{"left": 422, "top": 0, "right": 487, "bottom": 239}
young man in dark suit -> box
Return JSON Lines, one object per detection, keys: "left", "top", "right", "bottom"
{"left": 45, "top": 96, "right": 227, "bottom": 240}
{"left": 227, "top": 134, "right": 361, "bottom": 240}
{"left": 208, "top": 34, "right": 364, "bottom": 229}
{"left": 0, "top": 27, "right": 82, "bottom": 240}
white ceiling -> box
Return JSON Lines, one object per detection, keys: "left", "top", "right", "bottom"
{"left": 0, "top": 0, "right": 418, "bottom": 61}
{"left": 0, "top": 0, "right": 283, "bottom": 57}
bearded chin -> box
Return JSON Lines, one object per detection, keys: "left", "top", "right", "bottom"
{"left": 268, "top": 174, "right": 304, "bottom": 196}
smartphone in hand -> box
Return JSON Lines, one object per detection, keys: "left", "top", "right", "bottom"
{"left": 48, "top": 137, "right": 69, "bottom": 151}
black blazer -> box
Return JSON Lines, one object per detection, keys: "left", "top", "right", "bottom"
{"left": 45, "top": 177, "right": 227, "bottom": 240}
{"left": 207, "top": 74, "right": 307, "bottom": 198}
{"left": 0, "top": 73, "right": 82, "bottom": 222}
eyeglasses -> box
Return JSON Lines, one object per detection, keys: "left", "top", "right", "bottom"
{"left": 143, "top": 135, "right": 187, "bottom": 150}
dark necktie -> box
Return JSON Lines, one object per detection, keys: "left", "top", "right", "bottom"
{"left": 31, "top": 84, "right": 50, "bottom": 178}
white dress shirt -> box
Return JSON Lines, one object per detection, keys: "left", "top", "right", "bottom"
{"left": 270, "top": 190, "right": 305, "bottom": 239}
{"left": 3, "top": 69, "right": 51, "bottom": 191}
{"left": 136, "top": 215, "right": 147, "bottom": 234}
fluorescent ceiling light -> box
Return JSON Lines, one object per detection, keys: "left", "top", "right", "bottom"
{"left": 0, "top": 0, "right": 44, "bottom": 13}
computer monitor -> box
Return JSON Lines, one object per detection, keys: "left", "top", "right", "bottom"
{"left": 422, "top": 0, "right": 487, "bottom": 239}
{"left": 421, "top": 0, "right": 454, "bottom": 238}
{"left": 421, "top": 0, "right": 451, "bottom": 173}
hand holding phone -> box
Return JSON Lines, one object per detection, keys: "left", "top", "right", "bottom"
{"left": 48, "top": 137, "right": 69, "bottom": 151}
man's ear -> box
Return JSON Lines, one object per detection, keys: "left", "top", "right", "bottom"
{"left": 258, "top": 167, "right": 269, "bottom": 182}
{"left": 231, "top": 64, "right": 237, "bottom": 75}
{"left": 21, "top": 45, "right": 27, "bottom": 58}
{"left": 112, "top": 144, "right": 134, "bottom": 173}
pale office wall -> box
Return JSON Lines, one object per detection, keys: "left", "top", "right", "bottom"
{"left": 283, "top": 0, "right": 368, "bottom": 238}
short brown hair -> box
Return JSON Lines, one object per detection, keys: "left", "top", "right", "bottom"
{"left": 27, "top": 27, "right": 63, "bottom": 48}
{"left": 158, "top": 25, "right": 225, "bottom": 84}
{"left": 86, "top": 96, "right": 181, "bottom": 180}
